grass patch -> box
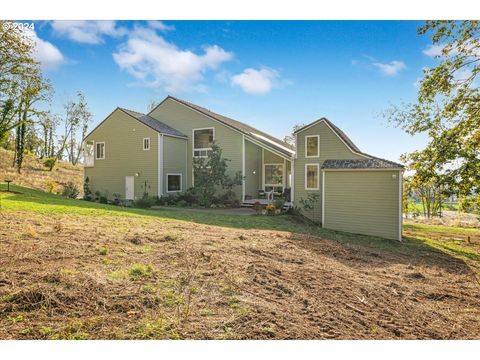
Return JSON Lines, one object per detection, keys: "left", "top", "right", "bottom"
{"left": 128, "top": 264, "right": 153, "bottom": 281}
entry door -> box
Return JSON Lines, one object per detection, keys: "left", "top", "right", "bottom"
{"left": 125, "top": 176, "right": 134, "bottom": 200}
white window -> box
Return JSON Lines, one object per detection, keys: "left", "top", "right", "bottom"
{"left": 305, "top": 135, "right": 320, "bottom": 158}
{"left": 143, "top": 137, "right": 150, "bottom": 150}
{"left": 264, "top": 164, "right": 284, "bottom": 187}
{"left": 95, "top": 142, "right": 105, "bottom": 159}
{"left": 305, "top": 163, "right": 319, "bottom": 190}
{"left": 167, "top": 173, "right": 182, "bottom": 192}
{"left": 193, "top": 128, "right": 214, "bottom": 157}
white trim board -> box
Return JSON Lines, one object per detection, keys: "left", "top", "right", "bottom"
{"left": 321, "top": 170, "right": 325, "bottom": 226}
{"left": 158, "top": 134, "right": 163, "bottom": 196}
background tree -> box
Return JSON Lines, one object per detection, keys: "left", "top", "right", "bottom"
{"left": 386, "top": 20, "right": 480, "bottom": 212}
{"left": 283, "top": 123, "right": 306, "bottom": 146}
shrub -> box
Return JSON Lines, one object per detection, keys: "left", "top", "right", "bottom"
{"left": 99, "top": 195, "right": 108, "bottom": 204}
{"left": 273, "top": 197, "right": 285, "bottom": 210}
{"left": 83, "top": 177, "right": 92, "bottom": 200}
{"left": 220, "top": 190, "right": 238, "bottom": 207}
{"left": 44, "top": 180, "right": 58, "bottom": 194}
{"left": 112, "top": 193, "right": 122, "bottom": 206}
{"left": 43, "top": 157, "right": 57, "bottom": 171}
{"left": 134, "top": 192, "right": 155, "bottom": 208}
{"left": 178, "top": 187, "right": 199, "bottom": 206}
{"left": 61, "top": 182, "right": 79, "bottom": 199}
{"left": 266, "top": 204, "right": 276, "bottom": 215}
{"left": 177, "top": 200, "right": 188, "bottom": 207}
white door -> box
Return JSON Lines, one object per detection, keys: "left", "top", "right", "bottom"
{"left": 125, "top": 176, "right": 134, "bottom": 200}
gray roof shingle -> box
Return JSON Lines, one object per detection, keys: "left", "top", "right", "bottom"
{"left": 322, "top": 158, "right": 404, "bottom": 170}
{"left": 120, "top": 108, "right": 187, "bottom": 138}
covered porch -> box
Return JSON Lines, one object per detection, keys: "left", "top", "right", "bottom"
{"left": 242, "top": 138, "right": 293, "bottom": 207}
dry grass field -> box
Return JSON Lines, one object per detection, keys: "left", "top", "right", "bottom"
{"left": 1, "top": 185, "right": 479, "bottom": 339}
{"left": 0, "top": 148, "right": 83, "bottom": 194}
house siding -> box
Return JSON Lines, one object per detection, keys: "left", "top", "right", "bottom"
{"left": 84, "top": 109, "right": 158, "bottom": 200}
{"left": 162, "top": 135, "right": 187, "bottom": 195}
{"left": 294, "top": 121, "right": 364, "bottom": 220}
{"left": 149, "top": 98, "right": 243, "bottom": 199}
{"left": 323, "top": 170, "right": 401, "bottom": 240}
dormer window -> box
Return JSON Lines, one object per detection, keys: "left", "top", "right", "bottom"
{"left": 305, "top": 135, "right": 319, "bottom": 158}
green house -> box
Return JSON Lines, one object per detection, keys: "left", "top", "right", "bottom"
{"left": 84, "top": 96, "right": 403, "bottom": 240}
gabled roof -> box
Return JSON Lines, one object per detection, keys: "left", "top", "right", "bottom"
{"left": 295, "top": 117, "right": 404, "bottom": 168}
{"left": 150, "top": 96, "right": 295, "bottom": 158}
{"left": 322, "top": 158, "right": 404, "bottom": 170}
{"left": 294, "top": 117, "right": 361, "bottom": 153}
{"left": 119, "top": 108, "right": 187, "bottom": 138}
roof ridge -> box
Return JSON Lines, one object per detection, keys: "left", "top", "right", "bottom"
{"left": 119, "top": 107, "right": 145, "bottom": 116}
{"left": 165, "top": 96, "right": 295, "bottom": 152}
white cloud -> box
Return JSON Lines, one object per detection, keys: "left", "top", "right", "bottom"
{"left": 25, "top": 28, "right": 64, "bottom": 70}
{"left": 231, "top": 68, "right": 280, "bottom": 95}
{"left": 113, "top": 26, "right": 233, "bottom": 92}
{"left": 372, "top": 60, "right": 406, "bottom": 76}
{"left": 51, "top": 20, "right": 127, "bottom": 44}
{"left": 423, "top": 44, "right": 445, "bottom": 58}
{"left": 147, "top": 21, "right": 175, "bottom": 32}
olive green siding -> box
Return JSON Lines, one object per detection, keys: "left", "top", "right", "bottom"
{"left": 294, "top": 121, "right": 364, "bottom": 220}
{"left": 323, "top": 170, "right": 401, "bottom": 240}
{"left": 245, "top": 140, "right": 262, "bottom": 198}
{"left": 150, "top": 98, "right": 243, "bottom": 198}
{"left": 162, "top": 135, "right": 187, "bottom": 195}
{"left": 84, "top": 109, "right": 158, "bottom": 200}
{"left": 263, "top": 149, "right": 284, "bottom": 164}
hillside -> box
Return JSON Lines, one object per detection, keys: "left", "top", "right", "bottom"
{"left": 0, "top": 185, "right": 479, "bottom": 339}
{"left": 0, "top": 148, "right": 83, "bottom": 194}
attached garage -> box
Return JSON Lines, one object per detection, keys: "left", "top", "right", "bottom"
{"left": 321, "top": 160, "right": 403, "bottom": 241}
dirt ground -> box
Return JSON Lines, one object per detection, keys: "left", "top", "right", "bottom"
{"left": 1, "top": 211, "right": 479, "bottom": 339}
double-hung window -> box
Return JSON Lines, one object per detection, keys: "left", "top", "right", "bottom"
{"left": 305, "top": 163, "right": 319, "bottom": 190}
{"left": 95, "top": 142, "right": 105, "bottom": 159}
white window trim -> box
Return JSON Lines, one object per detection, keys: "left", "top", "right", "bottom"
{"left": 192, "top": 127, "right": 215, "bottom": 158}
{"left": 305, "top": 163, "right": 320, "bottom": 190}
{"left": 95, "top": 141, "right": 105, "bottom": 160}
{"left": 305, "top": 135, "right": 320, "bottom": 158}
{"left": 166, "top": 173, "right": 182, "bottom": 193}
{"left": 263, "top": 163, "right": 285, "bottom": 188}
{"left": 143, "top": 137, "right": 150, "bottom": 151}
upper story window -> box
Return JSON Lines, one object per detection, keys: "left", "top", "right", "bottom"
{"left": 305, "top": 135, "right": 319, "bottom": 158}
{"left": 193, "top": 127, "right": 214, "bottom": 157}
{"left": 96, "top": 142, "right": 105, "bottom": 159}
{"left": 143, "top": 137, "right": 150, "bottom": 151}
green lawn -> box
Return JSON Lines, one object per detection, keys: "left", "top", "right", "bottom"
{"left": 2, "top": 183, "right": 480, "bottom": 271}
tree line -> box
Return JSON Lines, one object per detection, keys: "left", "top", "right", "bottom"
{"left": 0, "top": 20, "right": 92, "bottom": 173}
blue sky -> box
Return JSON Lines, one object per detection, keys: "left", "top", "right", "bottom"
{"left": 30, "top": 20, "right": 441, "bottom": 162}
